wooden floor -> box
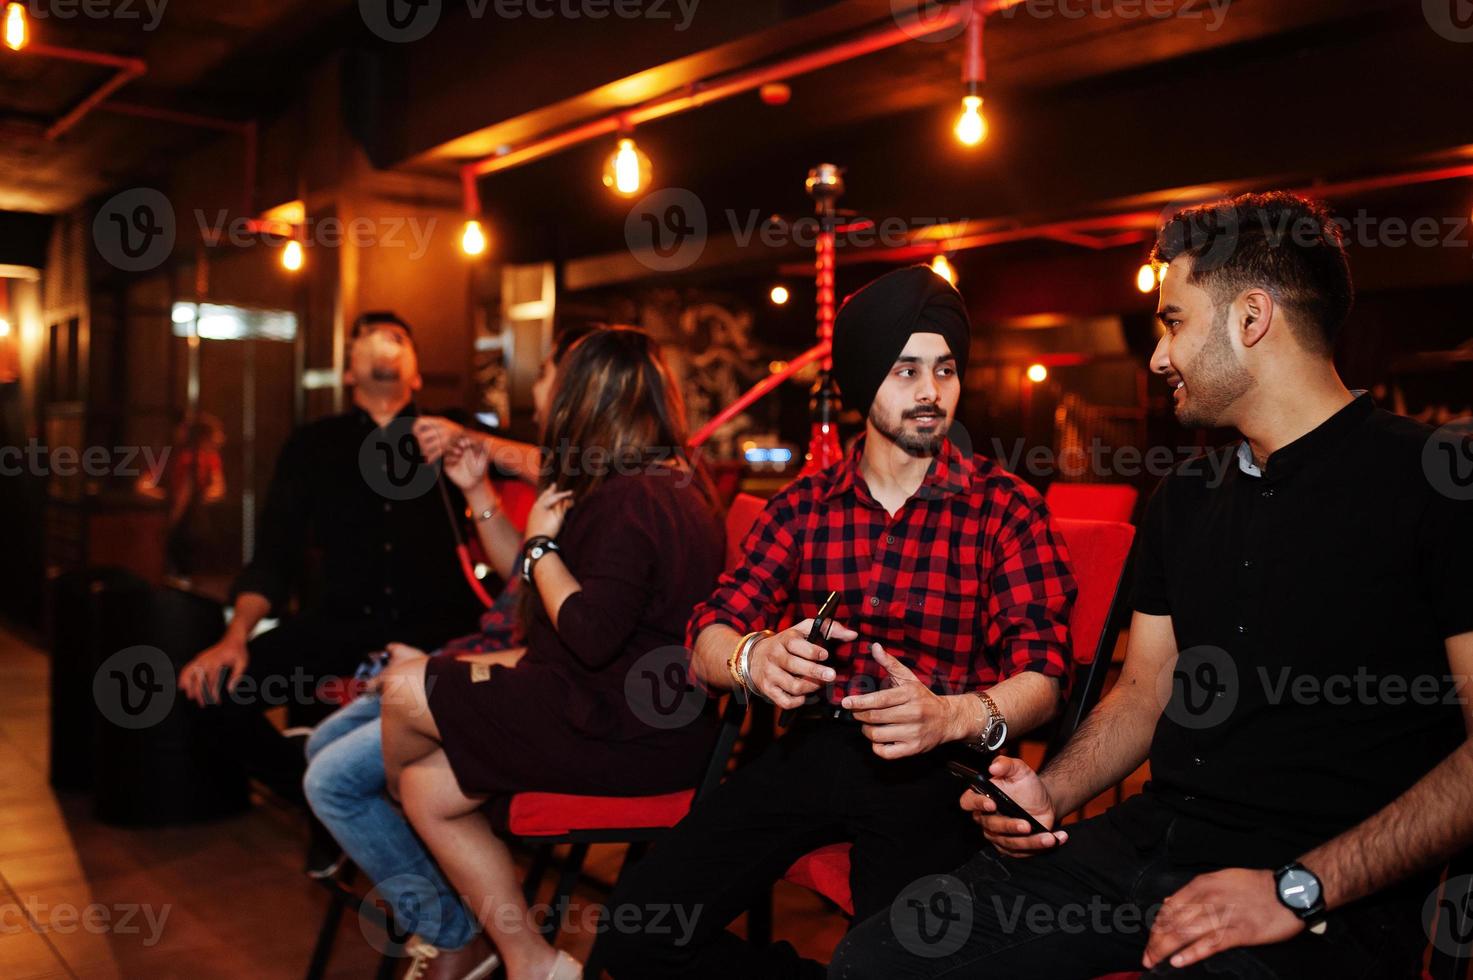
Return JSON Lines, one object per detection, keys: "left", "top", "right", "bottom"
{"left": 0, "top": 624, "right": 1141, "bottom": 979}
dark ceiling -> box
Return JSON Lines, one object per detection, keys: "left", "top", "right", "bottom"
{"left": 1, "top": 0, "right": 1467, "bottom": 272}
{"left": 0, "top": 0, "right": 353, "bottom": 212}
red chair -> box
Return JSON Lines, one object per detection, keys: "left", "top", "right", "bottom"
{"left": 775, "top": 517, "right": 1137, "bottom": 919}
{"left": 1045, "top": 483, "right": 1139, "bottom": 524}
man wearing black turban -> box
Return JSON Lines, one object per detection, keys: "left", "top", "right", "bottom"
{"left": 605, "top": 265, "right": 1078, "bottom": 980}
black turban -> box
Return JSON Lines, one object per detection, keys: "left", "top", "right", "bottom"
{"left": 830, "top": 265, "right": 971, "bottom": 417}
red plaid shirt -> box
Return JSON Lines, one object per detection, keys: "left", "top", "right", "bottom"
{"left": 688, "top": 435, "right": 1076, "bottom": 701}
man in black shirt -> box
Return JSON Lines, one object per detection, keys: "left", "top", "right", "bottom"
{"left": 830, "top": 192, "right": 1473, "bottom": 978}
{"left": 178, "top": 312, "right": 483, "bottom": 802}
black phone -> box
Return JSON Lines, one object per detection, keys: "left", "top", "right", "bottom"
{"left": 806, "top": 590, "right": 840, "bottom": 646}
{"left": 946, "top": 759, "right": 1055, "bottom": 838}
{"left": 776, "top": 591, "right": 841, "bottom": 725}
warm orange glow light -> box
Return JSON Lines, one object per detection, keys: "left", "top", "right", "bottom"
{"left": 1026, "top": 363, "right": 1048, "bottom": 384}
{"left": 954, "top": 95, "right": 988, "bottom": 147}
{"left": 4, "top": 2, "right": 27, "bottom": 51}
{"left": 1136, "top": 263, "right": 1157, "bottom": 293}
{"left": 602, "top": 137, "right": 652, "bottom": 197}
{"left": 0, "top": 318, "right": 11, "bottom": 338}
{"left": 461, "top": 219, "right": 487, "bottom": 257}
{"left": 930, "top": 254, "right": 957, "bottom": 285}
{"left": 769, "top": 285, "right": 789, "bottom": 305}
{"left": 282, "top": 240, "right": 304, "bottom": 272}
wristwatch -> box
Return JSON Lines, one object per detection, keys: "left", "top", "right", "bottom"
{"left": 966, "top": 690, "right": 1008, "bottom": 753}
{"left": 520, "top": 535, "right": 560, "bottom": 584}
{"left": 1273, "top": 861, "right": 1328, "bottom": 935}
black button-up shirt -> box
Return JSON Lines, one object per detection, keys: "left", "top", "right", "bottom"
{"left": 232, "top": 404, "right": 483, "bottom": 633}
{"left": 1130, "top": 394, "right": 1473, "bottom": 869}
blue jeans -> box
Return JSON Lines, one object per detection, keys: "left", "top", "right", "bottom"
{"left": 303, "top": 694, "right": 478, "bottom": 950}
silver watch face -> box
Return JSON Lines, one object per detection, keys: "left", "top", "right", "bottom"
{"left": 984, "top": 718, "right": 1008, "bottom": 752}
{"left": 1278, "top": 868, "right": 1320, "bottom": 910}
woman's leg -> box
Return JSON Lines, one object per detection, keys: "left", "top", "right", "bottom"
{"left": 379, "top": 657, "right": 444, "bottom": 799}
{"left": 303, "top": 719, "right": 478, "bottom": 950}
{"left": 401, "top": 749, "right": 559, "bottom": 980}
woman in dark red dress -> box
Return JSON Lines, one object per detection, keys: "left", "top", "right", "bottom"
{"left": 381, "top": 326, "right": 725, "bottom": 980}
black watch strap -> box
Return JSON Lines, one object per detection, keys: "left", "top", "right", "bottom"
{"left": 521, "top": 536, "right": 559, "bottom": 583}
{"left": 1274, "top": 862, "right": 1328, "bottom": 934}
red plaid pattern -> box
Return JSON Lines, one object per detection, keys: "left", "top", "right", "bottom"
{"left": 688, "top": 435, "right": 1076, "bottom": 701}
{"left": 438, "top": 578, "right": 522, "bottom": 656}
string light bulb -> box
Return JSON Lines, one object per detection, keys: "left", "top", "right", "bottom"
{"left": 461, "top": 219, "right": 487, "bottom": 257}
{"left": 1136, "top": 263, "right": 1157, "bottom": 293}
{"left": 282, "top": 239, "right": 304, "bottom": 272}
{"left": 930, "top": 254, "right": 957, "bottom": 285}
{"left": 1026, "top": 363, "right": 1048, "bottom": 384}
{"left": 602, "top": 136, "right": 652, "bottom": 197}
{"left": 954, "top": 95, "right": 988, "bottom": 147}
{"left": 769, "top": 284, "right": 789, "bottom": 305}
{"left": 4, "top": 2, "right": 27, "bottom": 51}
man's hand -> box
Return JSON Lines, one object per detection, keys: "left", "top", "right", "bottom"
{"left": 959, "top": 755, "right": 1067, "bottom": 856}
{"left": 524, "top": 486, "right": 574, "bottom": 541}
{"left": 369, "top": 642, "right": 429, "bottom": 694}
{"left": 1143, "top": 868, "right": 1303, "bottom": 971}
{"left": 179, "top": 635, "right": 249, "bottom": 707}
{"left": 842, "top": 643, "right": 966, "bottom": 759}
{"left": 746, "top": 618, "right": 858, "bottom": 709}
{"left": 412, "top": 416, "right": 465, "bottom": 464}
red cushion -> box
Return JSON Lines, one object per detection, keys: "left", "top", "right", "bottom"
{"left": 1045, "top": 483, "right": 1139, "bottom": 524}
{"left": 493, "top": 479, "right": 537, "bottom": 534}
{"left": 725, "top": 493, "right": 768, "bottom": 571}
{"left": 507, "top": 789, "right": 695, "bottom": 837}
{"left": 783, "top": 842, "right": 854, "bottom": 915}
{"left": 1053, "top": 518, "right": 1136, "bottom": 667}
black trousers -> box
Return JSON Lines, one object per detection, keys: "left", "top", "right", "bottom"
{"left": 600, "top": 720, "right": 979, "bottom": 980}
{"left": 828, "top": 794, "right": 1428, "bottom": 980}
{"left": 204, "top": 608, "right": 472, "bottom": 803}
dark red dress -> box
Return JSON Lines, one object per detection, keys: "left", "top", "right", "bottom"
{"left": 424, "top": 469, "right": 724, "bottom": 807}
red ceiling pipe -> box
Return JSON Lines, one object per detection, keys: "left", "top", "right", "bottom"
{"left": 811, "top": 161, "right": 1473, "bottom": 269}
{"left": 459, "top": 0, "right": 1027, "bottom": 214}
{"left": 23, "top": 43, "right": 147, "bottom": 140}
{"left": 689, "top": 341, "right": 830, "bottom": 449}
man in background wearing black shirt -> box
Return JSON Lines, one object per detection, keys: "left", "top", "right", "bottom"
{"left": 178, "top": 312, "right": 483, "bottom": 803}
{"left": 830, "top": 192, "right": 1473, "bottom": 978}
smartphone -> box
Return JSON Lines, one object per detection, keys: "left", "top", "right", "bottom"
{"left": 946, "top": 759, "right": 1055, "bottom": 838}
{"left": 777, "top": 591, "right": 841, "bottom": 725}
{"left": 807, "top": 590, "right": 840, "bottom": 643}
